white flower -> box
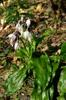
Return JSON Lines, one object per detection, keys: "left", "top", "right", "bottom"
{"left": 15, "top": 17, "right": 32, "bottom": 42}
{"left": 8, "top": 33, "right": 14, "bottom": 38}
{"left": 14, "top": 41, "right": 19, "bottom": 50}
{"left": 8, "top": 33, "right": 16, "bottom": 47}
{"left": 8, "top": 33, "right": 19, "bottom": 50}
{"left": 16, "top": 21, "right": 23, "bottom": 36}
{"left": 26, "top": 18, "right": 31, "bottom": 29}
{"left": 23, "top": 30, "right": 32, "bottom": 42}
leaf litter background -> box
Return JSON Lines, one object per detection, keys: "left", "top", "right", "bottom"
{"left": 0, "top": 0, "right": 66, "bottom": 100}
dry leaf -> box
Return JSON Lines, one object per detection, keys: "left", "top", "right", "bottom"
{"left": 34, "top": 4, "right": 44, "bottom": 13}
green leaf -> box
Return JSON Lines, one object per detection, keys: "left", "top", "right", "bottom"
{"left": 58, "top": 67, "right": 66, "bottom": 99}
{"left": 34, "top": 29, "right": 54, "bottom": 47}
{"left": 33, "top": 54, "right": 51, "bottom": 88}
{"left": 43, "top": 28, "right": 54, "bottom": 37}
{"left": 31, "top": 86, "right": 42, "bottom": 100}
{"left": 33, "top": 35, "right": 45, "bottom": 47}
{"left": 50, "top": 55, "right": 60, "bottom": 74}
{"left": 16, "top": 40, "right": 35, "bottom": 63}
{"left": 61, "top": 42, "right": 66, "bottom": 54}
{"left": 4, "top": 66, "right": 27, "bottom": 95}
{"left": 4, "top": 5, "right": 19, "bottom": 23}
{"left": 61, "top": 42, "right": 66, "bottom": 61}
{"left": 31, "top": 54, "right": 51, "bottom": 100}
{"left": 16, "top": 48, "right": 28, "bottom": 58}
{"left": 42, "top": 91, "right": 50, "bottom": 100}
{"left": 18, "top": 0, "right": 30, "bottom": 9}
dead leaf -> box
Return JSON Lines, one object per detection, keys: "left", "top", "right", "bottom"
{"left": 34, "top": 4, "right": 44, "bottom": 13}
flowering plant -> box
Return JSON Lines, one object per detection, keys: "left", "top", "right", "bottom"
{"left": 2, "top": 17, "right": 66, "bottom": 100}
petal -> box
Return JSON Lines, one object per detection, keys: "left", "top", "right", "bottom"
{"left": 8, "top": 34, "right": 14, "bottom": 38}
{"left": 23, "top": 30, "right": 32, "bottom": 42}
{"left": 14, "top": 41, "right": 19, "bottom": 50}
{"left": 26, "top": 18, "right": 31, "bottom": 28}
{"left": 10, "top": 38, "right": 14, "bottom": 47}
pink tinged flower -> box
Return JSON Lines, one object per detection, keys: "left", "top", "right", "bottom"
{"left": 26, "top": 18, "right": 31, "bottom": 29}
{"left": 8, "top": 33, "right": 16, "bottom": 47}
{"left": 14, "top": 41, "right": 19, "bottom": 50}
{"left": 8, "top": 34, "right": 19, "bottom": 50}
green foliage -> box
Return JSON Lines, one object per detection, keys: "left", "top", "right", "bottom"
{"left": 34, "top": 28, "right": 54, "bottom": 47}
{"left": 4, "top": 66, "right": 27, "bottom": 95}
{"left": 4, "top": 35, "right": 52, "bottom": 98}
{"left": 33, "top": 54, "right": 51, "bottom": 87}
{"left": 0, "top": 0, "right": 33, "bottom": 24}
{"left": 0, "top": 1, "right": 66, "bottom": 98}
{"left": 58, "top": 67, "right": 66, "bottom": 100}
{"left": 43, "top": 28, "right": 55, "bottom": 37}
{"left": 31, "top": 54, "right": 51, "bottom": 100}
{"left": 4, "top": 6, "right": 19, "bottom": 24}
{"left": 18, "top": 0, "right": 30, "bottom": 9}
{"left": 61, "top": 42, "right": 66, "bottom": 61}
{"left": 3, "top": 29, "right": 66, "bottom": 99}
{"left": 4, "top": 39, "right": 36, "bottom": 95}
{"left": 50, "top": 55, "right": 60, "bottom": 75}
{"left": 0, "top": 6, "right": 4, "bottom": 15}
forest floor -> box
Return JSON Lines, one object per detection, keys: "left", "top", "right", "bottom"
{"left": 0, "top": 0, "right": 66, "bottom": 100}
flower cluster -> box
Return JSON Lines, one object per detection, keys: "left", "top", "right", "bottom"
{"left": 8, "top": 31, "right": 20, "bottom": 50}
{"left": 8, "top": 16, "right": 32, "bottom": 50}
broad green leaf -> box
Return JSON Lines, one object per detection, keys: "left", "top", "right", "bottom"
{"left": 16, "top": 48, "right": 29, "bottom": 58}
{"left": 31, "top": 54, "right": 51, "bottom": 100}
{"left": 42, "top": 90, "right": 50, "bottom": 100}
{"left": 50, "top": 55, "right": 60, "bottom": 74}
{"left": 58, "top": 67, "right": 66, "bottom": 99}
{"left": 28, "top": 40, "right": 36, "bottom": 56}
{"left": 33, "top": 54, "right": 51, "bottom": 88}
{"left": 61, "top": 42, "right": 66, "bottom": 61}
{"left": 61, "top": 42, "right": 66, "bottom": 54}
{"left": 4, "top": 66, "right": 27, "bottom": 95}
{"left": 31, "top": 87, "right": 51, "bottom": 100}
{"left": 31, "top": 86, "right": 42, "bottom": 100}
{"left": 16, "top": 40, "right": 35, "bottom": 63}
{"left": 57, "top": 97, "right": 65, "bottom": 100}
